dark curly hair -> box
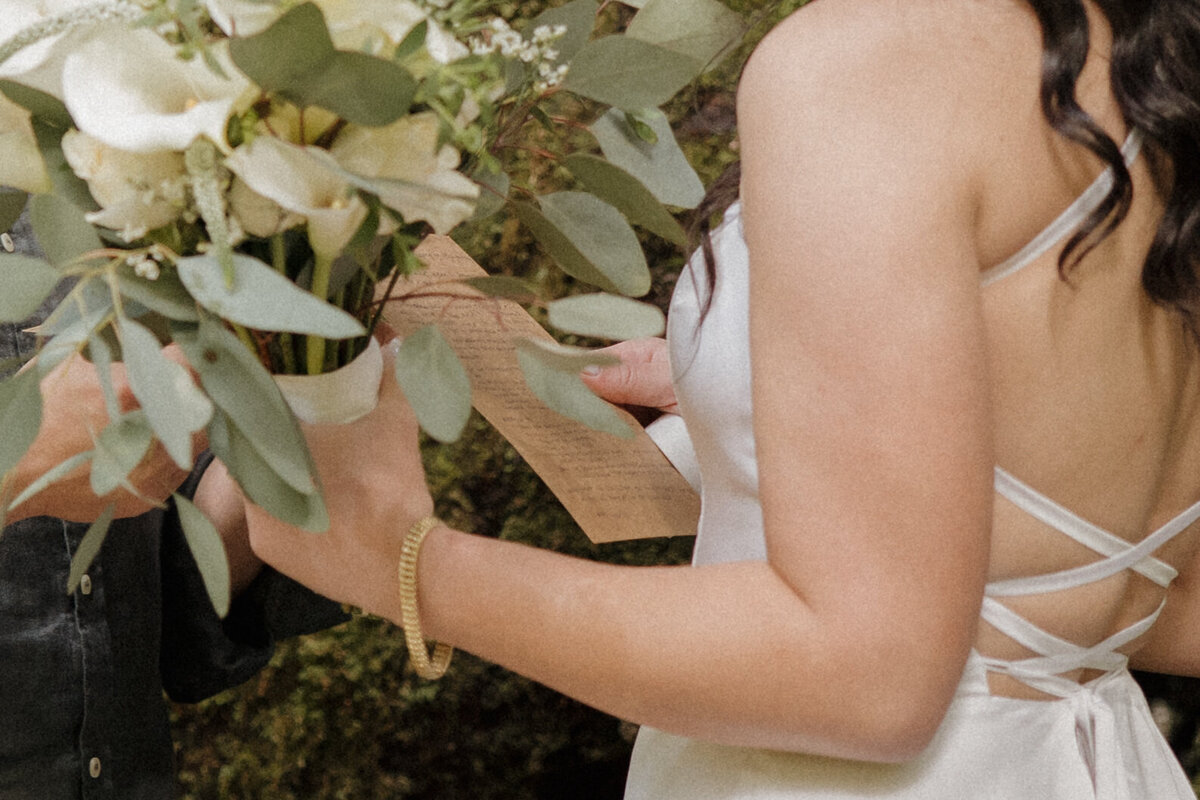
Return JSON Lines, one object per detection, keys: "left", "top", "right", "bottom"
{"left": 694, "top": 0, "right": 1200, "bottom": 333}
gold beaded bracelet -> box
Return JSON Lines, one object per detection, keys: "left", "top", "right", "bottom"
{"left": 398, "top": 515, "right": 454, "bottom": 680}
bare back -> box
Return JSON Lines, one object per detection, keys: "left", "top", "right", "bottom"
{"left": 967, "top": 2, "right": 1200, "bottom": 692}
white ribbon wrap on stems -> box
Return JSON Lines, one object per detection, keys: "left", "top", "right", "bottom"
{"left": 274, "top": 337, "right": 383, "bottom": 424}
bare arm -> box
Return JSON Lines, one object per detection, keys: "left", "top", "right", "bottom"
{"left": 247, "top": 2, "right": 997, "bottom": 762}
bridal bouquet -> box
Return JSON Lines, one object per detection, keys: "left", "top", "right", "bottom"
{"left": 0, "top": 0, "right": 743, "bottom": 612}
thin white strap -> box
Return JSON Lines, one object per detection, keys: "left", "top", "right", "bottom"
{"left": 993, "top": 467, "right": 1177, "bottom": 587}
{"left": 981, "top": 595, "right": 1161, "bottom": 660}
{"left": 987, "top": 501, "right": 1200, "bottom": 595}
{"left": 980, "top": 129, "right": 1144, "bottom": 287}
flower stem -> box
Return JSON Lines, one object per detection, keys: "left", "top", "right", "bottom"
{"left": 305, "top": 252, "right": 334, "bottom": 375}
{"left": 270, "top": 235, "right": 297, "bottom": 374}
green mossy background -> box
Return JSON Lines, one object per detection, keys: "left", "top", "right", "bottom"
{"left": 169, "top": 2, "right": 1200, "bottom": 796}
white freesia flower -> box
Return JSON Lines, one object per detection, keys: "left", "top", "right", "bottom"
{"left": 0, "top": 90, "right": 51, "bottom": 193}
{"left": 330, "top": 113, "right": 478, "bottom": 234}
{"left": 225, "top": 136, "right": 367, "bottom": 258}
{"left": 61, "top": 130, "right": 188, "bottom": 241}
{"left": 61, "top": 28, "right": 250, "bottom": 153}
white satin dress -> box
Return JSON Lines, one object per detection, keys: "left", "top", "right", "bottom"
{"left": 628, "top": 132, "right": 1200, "bottom": 800}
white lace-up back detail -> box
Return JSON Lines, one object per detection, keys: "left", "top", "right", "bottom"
{"left": 632, "top": 126, "right": 1200, "bottom": 800}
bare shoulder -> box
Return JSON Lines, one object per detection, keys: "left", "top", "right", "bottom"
{"left": 739, "top": 0, "right": 1043, "bottom": 156}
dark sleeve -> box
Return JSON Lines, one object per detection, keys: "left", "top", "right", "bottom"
{"left": 159, "top": 452, "right": 349, "bottom": 703}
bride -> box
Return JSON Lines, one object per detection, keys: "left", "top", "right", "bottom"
{"left": 240, "top": 0, "right": 1200, "bottom": 796}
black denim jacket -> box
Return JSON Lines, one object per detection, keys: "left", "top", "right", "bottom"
{"left": 0, "top": 212, "right": 347, "bottom": 799}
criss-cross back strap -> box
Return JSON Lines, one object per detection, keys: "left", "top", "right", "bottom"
{"left": 993, "top": 467, "right": 1178, "bottom": 589}
{"left": 979, "top": 129, "right": 1144, "bottom": 288}
{"left": 978, "top": 595, "right": 1165, "bottom": 696}
{"left": 987, "top": 487, "right": 1200, "bottom": 597}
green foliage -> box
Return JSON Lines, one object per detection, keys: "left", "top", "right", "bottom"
{"left": 176, "top": 493, "right": 233, "bottom": 618}
{"left": 547, "top": 294, "right": 664, "bottom": 340}
{"left": 228, "top": 3, "right": 417, "bottom": 127}
{"left": 176, "top": 254, "right": 366, "bottom": 338}
{"left": 394, "top": 325, "right": 473, "bottom": 444}
{"left": 0, "top": 253, "right": 59, "bottom": 322}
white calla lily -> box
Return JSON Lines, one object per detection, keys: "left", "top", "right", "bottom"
{"left": 330, "top": 113, "right": 477, "bottom": 234}
{"left": 61, "top": 28, "right": 250, "bottom": 153}
{"left": 0, "top": 90, "right": 51, "bottom": 193}
{"left": 61, "top": 129, "right": 188, "bottom": 241}
{"left": 225, "top": 136, "right": 367, "bottom": 259}
{"left": 0, "top": 0, "right": 111, "bottom": 97}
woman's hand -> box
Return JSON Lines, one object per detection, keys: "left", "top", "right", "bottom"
{"left": 243, "top": 341, "right": 434, "bottom": 619}
{"left": 580, "top": 337, "right": 678, "bottom": 417}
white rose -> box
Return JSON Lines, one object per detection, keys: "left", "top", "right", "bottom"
{"left": 225, "top": 136, "right": 367, "bottom": 259}
{"left": 61, "top": 28, "right": 251, "bottom": 153}
{"left": 61, "top": 129, "right": 188, "bottom": 241}
{"left": 0, "top": 90, "right": 51, "bottom": 193}
{"left": 330, "top": 113, "right": 478, "bottom": 235}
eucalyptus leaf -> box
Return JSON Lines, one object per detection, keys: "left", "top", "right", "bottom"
{"left": 29, "top": 193, "right": 102, "bottom": 267}
{"left": 0, "top": 368, "right": 43, "bottom": 480}
{"left": 119, "top": 318, "right": 212, "bottom": 468}
{"left": 173, "top": 316, "right": 316, "bottom": 494}
{"left": 527, "top": 0, "right": 598, "bottom": 63}
{"left": 0, "top": 253, "right": 60, "bottom": 323}
{"left": 626, "top": 0, "right": 745, "bottom": 70}
{"left": 34, "top": 279, "right": 111, "bottom": 337}
{"left": 515, "top": 338, "right": 632, "bottom": 438}
{"left": 7, "top": 452, "right": 90, "bottom": 513}
{"left": 393, "top": 325, "right": 472, "bottom": 443}
{"left": 35, "top": 300, "right": 113, "bottom": 372}
{"left": 513, "top": 193, "right": 650, "bottom": 296}
{"left": 89, "top": 412, "right": 154, "bottom": 497}
{"left": 66, "top": 504, "right": 114, "bottom": 595}
{"left": 563, "top": 36, "right": 699, "bottom": 110}
{"left": 469, "top": 164, "right": 510, "bottom": 221}
{"left": 0, "top": 80, "right": 72, "bottom": 128}
{"left": 32, "top": 120, "right": 97, "bottom": 212}
{"left": 547, "top": 293, "right": 665, "bottom": 339}
{"left": 590, "top": 108, "right": 705, "bottom": 208}
{"left": 0, "top": 189, "right": 26, "bottom": 232}
{"left": 462, "top": 276, "right": 539, "bottom": 303}
{"left": 207, "top": 409, "right": 329, "bottom": 532}
{"left": 177, "top": 253, "right": 366, "bottom": 338}
{"left": 564, "top": 154, "right": 688, "bottom": 245}
{"left": 174, "top": 493, "right": 232, "bottom": 617}
{"left": 86, "top": 333, "right": 121, "bottom": 424}
{"left": 115, "top": 263, "right": 199, "bottom": 321}
{"left": 229, "top": 3, "right": 416, "bottom": 127}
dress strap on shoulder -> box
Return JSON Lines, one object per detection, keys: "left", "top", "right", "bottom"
{"left": 980, "top": 129, "right": 1144, "bottom": 288}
